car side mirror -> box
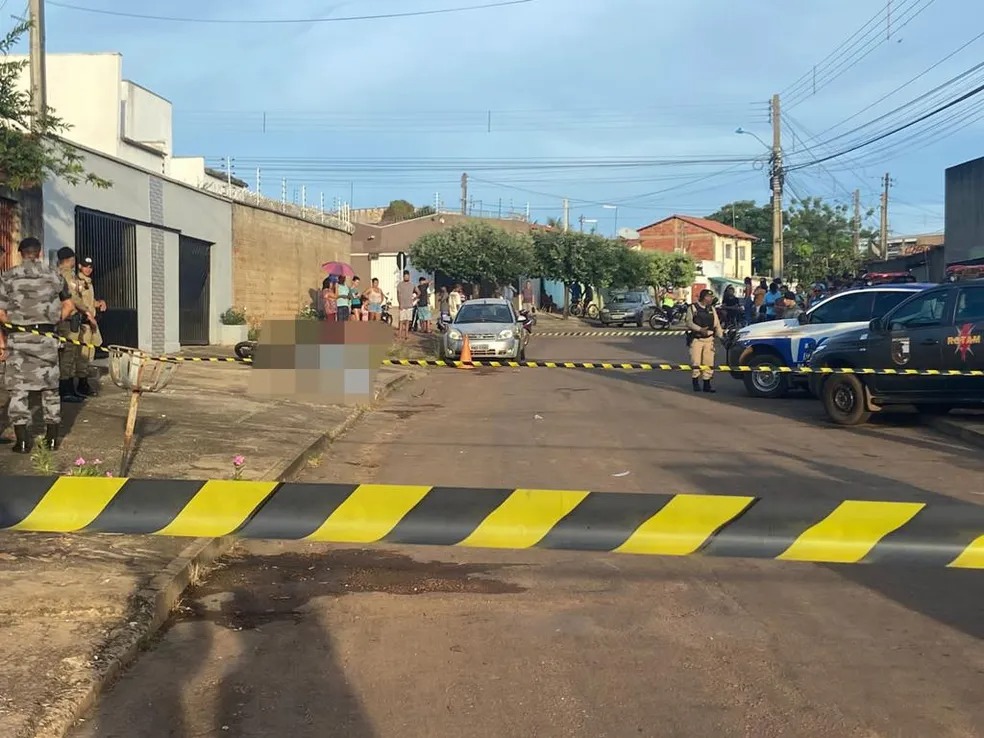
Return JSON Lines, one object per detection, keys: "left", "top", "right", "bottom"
{"left": 869, "top": 317, "right": 883, "bottom": 333}
{"left": 797, "top": 312, "right": 809, "bottom": 325}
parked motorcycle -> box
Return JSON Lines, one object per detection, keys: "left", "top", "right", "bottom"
{"left": 380, "top": 301, "right": 393, "bottom": 325}
{"left": 234, "top": 340, "right": 255, "bottom": 361}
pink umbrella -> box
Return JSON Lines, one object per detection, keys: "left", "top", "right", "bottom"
{"left": 321, "top": 261, "right": 355, "bottom": 277}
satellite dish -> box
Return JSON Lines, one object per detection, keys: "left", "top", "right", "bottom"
{"left": 617, "top": 227, "right": 640, "bottom": 240}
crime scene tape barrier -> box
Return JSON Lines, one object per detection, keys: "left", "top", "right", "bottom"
{"left": 383, "top": 358, "right": 984, "bottom": 376}
{"left": 537, "top": 330, "right": 686, "bottom": 337}
{"left": 8, "top": 322, "right": 982, "bottom": 375}
{"left": 1, "top": 477, "right": 982, "bottom": 568}
{"left": 1, "top": 322, "right": 249, "bottom": 364}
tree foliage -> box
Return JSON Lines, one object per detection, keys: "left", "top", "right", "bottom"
{"left": 409, "top": 221, "right": 534, "bottom": 285}
{"left": 0, "top": 21, "right": 111, "bottom": 190}
{"left": 646, "top": 252, "right": 697, "bottom": 288}
{"left": 705, "top": 200, "right": 772, "bottom": 274}
{"left": 707, "top": 196, "right": 877, "bottom": 280}
{"left": 380, "top": 199, "right": 436, "bottom": 223}
{"left": 785, "top": 197, "right": 876, "bottom": 284}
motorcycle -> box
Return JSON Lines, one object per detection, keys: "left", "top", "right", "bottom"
{"left": 234, "top": 340, "right": 255, "bottom": 361}
{"left": 649, "top": 301, "right": 687, "bottom": 330}
{"left": 380, "top": 301, "right": 393, "bottom": 325}
{"left": 518, "top": 308, "right": 536, "bottom": 335}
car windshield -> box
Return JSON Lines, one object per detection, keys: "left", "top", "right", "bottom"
{"left": 454, "top": 304, "right": 514, "bottom": 324}
{"left": 610, "top": 293, "right": 643, "bottom": 304}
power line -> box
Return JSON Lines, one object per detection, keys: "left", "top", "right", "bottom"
{"left": 785, "top": 80, "right": 984, "bottom": 172}
{"left": 808, "top": 29, "right": 984, "bottom": 140}
{"left": 782, "top": 0, "right": 937, "bottom": 108}
{"left": 47, "top": 0, "right": 535, "bottom": 24}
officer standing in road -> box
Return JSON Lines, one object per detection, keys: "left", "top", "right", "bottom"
{"left": 75, "top": 255, "right": 106, "bottom": 396}
{"left": 55, "top": 246, "right": 92, "bottom": 403}
{"left": 684, "top": 288, "right": 724, "bottom": 393}
{"left": 0, "top": 237, "right": 75, "bottom": 453}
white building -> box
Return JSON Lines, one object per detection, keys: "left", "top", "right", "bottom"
{"left": 9, "top": 52, "right": 237, "bottom": 353}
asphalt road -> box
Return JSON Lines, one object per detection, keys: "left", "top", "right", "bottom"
{"left": 70, "top": 331, "right": 984, "bottom": 738}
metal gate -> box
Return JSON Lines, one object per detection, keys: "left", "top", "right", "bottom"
{"left": 0, "top": 198, "right": 16, "bottom": 272}
{"left": 178, "top": 236, "right": 211, "bottom": 345}
{"left": 75, "top": 208, "right": 139, "bottom": 349}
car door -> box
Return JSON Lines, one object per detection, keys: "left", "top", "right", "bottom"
{"left": 868, "top": 289, "right": 953, "bottom": 397}
{"left": 806, "top": 291, "right": 875, "bottom": 326}
{"left": 943, "top": 285, "right": 984, "bottom": 397}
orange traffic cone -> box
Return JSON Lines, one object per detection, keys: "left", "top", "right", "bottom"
{"left": 459, "top": 334, "right": 474, "bottom": 369}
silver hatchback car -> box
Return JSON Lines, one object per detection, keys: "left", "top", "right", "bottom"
{"left": 439, "top": 297, "right": 529, "bottom": 360}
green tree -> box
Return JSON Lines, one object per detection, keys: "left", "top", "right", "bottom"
{"left": 380, "top": 199, "right": 416, "bottom": 223}
{"left": 533, "top": 230, "right": 625, "bottom": 314}
{"left": 0, "top": 21, "right": 110, "bottom": 190}
{"left": 705, "top": 200, "right": 772, "bottom": 274}
{"left": 785, "top": 197, "right": 876, "bottom": 284}
{"left": 609, "top": 247, "right": 651, "bottom": 289}
{"left": 646, "top": 252, "right": 696, "bottom": 289}
{"left": 413, "top": 205, "right": 436, "bottom": 217}
{"left": 409, "top": 221, "right": 534, "bottom": 287}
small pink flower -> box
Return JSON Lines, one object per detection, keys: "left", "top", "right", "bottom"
{"left": 74, "top": 457, "right": 86, "bottom": 466}
{"left": 104, "top": 471, "right": 113, "bottom": 477}
{"left": 232, "top": 455, "right": 246, "bottom": 467}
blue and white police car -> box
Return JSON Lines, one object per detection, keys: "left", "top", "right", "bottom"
{"left": 727, "top": 283, "right": 935, "bottom": 398}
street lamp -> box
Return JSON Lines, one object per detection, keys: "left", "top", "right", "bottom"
{"left": 578, "top": 216, "right": 598, "bottom": 233}
{"left": 736, "top": 126, "right": 784, "bottom": 279}
{"left": 602, "top": 204, "right": 618, "bottom": 237}
{"left": 735, "top": 126, "right": 769, "bottom": 151}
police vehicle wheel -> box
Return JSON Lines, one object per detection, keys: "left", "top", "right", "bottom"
{"left": 822, "top": 375, "right": 872, "bottom": 426}
{"left": 742, "top": 356, "right": 788, "bottom": 399}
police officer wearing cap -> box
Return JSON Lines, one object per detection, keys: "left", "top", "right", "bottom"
{"left": 75, "top": 255, "right": 106, "bottom": 396}
{"left": 55, "top": 246, "right": 95, "bottom": 402}
{"left": 0, "top": 237, "right": 75, "bottom": 452}
{"left": 684, "top": 288, "right": 724, "bottom": 393}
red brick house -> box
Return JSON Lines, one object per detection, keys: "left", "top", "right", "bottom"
{"left": 636, "top": 214, "right": 757, "bottom": 279}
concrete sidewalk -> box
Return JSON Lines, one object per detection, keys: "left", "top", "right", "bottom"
{"left": 0, "top": 360, "right": 415, "bottom": 738}
{"left": 926, "top": 411, "right": 984, "bottom": 451}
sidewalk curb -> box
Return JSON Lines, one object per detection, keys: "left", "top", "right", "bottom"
{"left": 926, "top": 416, "right": 984, "bottom": 451}
{"left": 33, "top": 368, "right": 415, "bottom": 738}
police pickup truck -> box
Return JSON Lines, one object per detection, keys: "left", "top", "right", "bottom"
{"left": 809, "top": 279, "right": 984, "bottom": 425}
{"left": 727, "top": 283, "right": 934, "bottom": 398}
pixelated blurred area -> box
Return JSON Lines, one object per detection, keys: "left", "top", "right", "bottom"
{"left": 247, "top": 320, "right": 392, "bottom": 404}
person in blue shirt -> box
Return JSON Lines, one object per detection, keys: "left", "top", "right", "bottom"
{"left": 764, "top": 282, "right": 781, "bottom": 320}
{"left": 336, "top": 275, "right": 351, "bottom": 321}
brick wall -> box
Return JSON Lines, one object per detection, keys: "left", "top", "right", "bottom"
{"left": 232, "top": 203, "right": 352, "bottom": 321}
{"left": 637, "top": 219, "right": 716, "bottom": 261}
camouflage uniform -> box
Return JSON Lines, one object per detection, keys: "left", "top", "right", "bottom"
{"left": 0, "top": 257, "right": 69, "bottom": 447}
{"left": 58, "top": 262, "right": 87, "bottom": 382}
{"left": 75, "top": 270, "right": 102, "bottom": 379}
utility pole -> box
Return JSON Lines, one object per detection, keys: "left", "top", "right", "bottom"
{"left": 562, "top": 198, "right": 570, "bottom": 231}
{"left": 770, "top": 93, "right": 785, "bottom": 279}
{"left": 460, "top": 172, "right": 468, "bottom": 215}
{"left": 28, "top": 0, "right": 47, "bottom": 127}
{"left": 852, "top": 189, "right": 861, "bottom": 253}
{"left": 879, "top": 173, "right": 891, "bottom": 261}
{"left": 578, "top": 214, "right": 585, "bottom": 232}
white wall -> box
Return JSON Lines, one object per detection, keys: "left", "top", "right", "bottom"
{"left": 169, "top": 157, "right": 207, "bottom": 187}
{"left": 121, "top": 81, "right": 172, "bottom": 156}
{"left": 43, "top": 144, "right": 233, "bottom": 354}
{"left": 13, "top": 53, "right": 122, "bottom": 159}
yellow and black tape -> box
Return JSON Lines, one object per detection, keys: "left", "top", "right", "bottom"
{"left": 1, "top": 476, "right": 982, "bottom": 568}
{"left": 537, "top": 330, "right": 687, "bottom": 337}
{"left": 1, "top": 321, "right": 251, "bottom": 364}
{"left": 382, "top": 358, "right": 984, "bottom": 377}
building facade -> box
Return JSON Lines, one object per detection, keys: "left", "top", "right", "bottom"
{"left": 635, "top": 215, "right": 756, "bottom": 281}
{"left": 945, "top": 156, "right": 984, "bottom": 266}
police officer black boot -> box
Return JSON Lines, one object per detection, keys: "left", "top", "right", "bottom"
{"left": 76, "top": 378, "right": 97, "bottom": 397}
{"left": 12, "top": 425, "right": 30, "bottom": 454}
{"left": 692, "top": 378, "right": 701, "bottom": 392}
{"left": 59, "top": 379, "right": 85, "bottom": 403}
{"left": 703, "top": 379, "right": 716, "bottom": 394}
{"left": 44, "top": 424, "right": 59, "bottom": 451}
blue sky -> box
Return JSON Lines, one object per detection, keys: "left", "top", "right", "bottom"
{"left": 22, "top": 0, "right": 984, "bottom": 236}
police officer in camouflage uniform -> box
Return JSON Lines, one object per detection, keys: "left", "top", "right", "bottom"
{"left": 55, "top": 246, "right": 91, "bottom": 403}
{"left": 0, "top": 237, "right": 74, "bottom": 452}
{"left": 74, "top": 255, "right": 106, "bottom": 396}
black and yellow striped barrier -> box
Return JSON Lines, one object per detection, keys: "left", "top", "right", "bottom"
{"left": 1, "top": 477, "right": 982, "bottom": 568}
{"left": 537, "top": 330, "right": 686, "bottom": 337}
{"left": 1, "top": 322, "right": 250, "bottom": 364}
{"left": 383, "top": 358, "right": 984, "bottom": 376}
